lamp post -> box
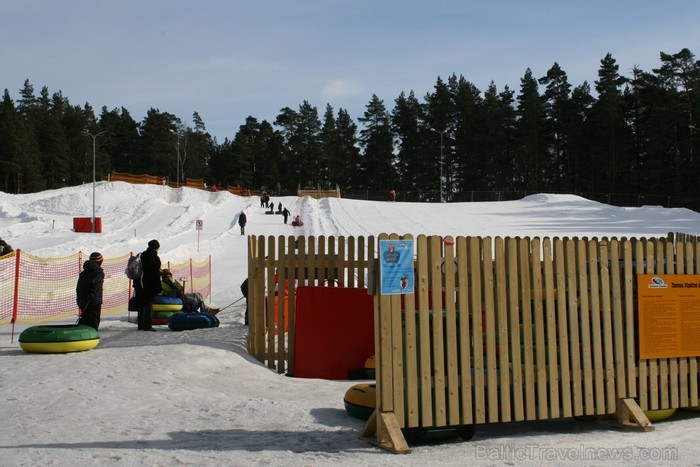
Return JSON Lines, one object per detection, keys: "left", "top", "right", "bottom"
{"left": 430, "top": 127, "right": 448, "bottom": 203}
{"left": 170, "top": 129, "right": 181, "bottom": 186}
{"left": 82, "top": 129, "right": 107, "bottom": 233}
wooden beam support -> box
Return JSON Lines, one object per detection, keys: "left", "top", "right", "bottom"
{"left": 597, "top": 398, "right": 655, "bottom": 432}
{"left": 361, "top": 411, "right": 411, "bottom": 454}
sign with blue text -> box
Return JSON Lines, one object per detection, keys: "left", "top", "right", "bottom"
{"left": 379, "top": 239, "right": 414, "bottom": 295}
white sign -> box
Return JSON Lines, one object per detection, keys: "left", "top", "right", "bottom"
{"left": 196, "top": 219, "right": 203, "bottom": 230}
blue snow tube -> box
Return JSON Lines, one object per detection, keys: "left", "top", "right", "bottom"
{"left": 167, "top": 312, "right": 220, "bottom": 331}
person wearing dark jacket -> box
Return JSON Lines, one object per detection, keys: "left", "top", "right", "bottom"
{"left": 241, "top": 278, "right": 249, "bottom": 325}
{"left": 0, "top": 239, "right": 13, "bottom": 256}
{"left": 282, "top": 207, "right": 290, "bottom": 224}
{"left": 76, "top": 252, "right": 105, "bottom": 331}
{"left": 238, "top": 211, "right": 247, "bottom": 235}
{"left": 135, "top": 239, "right": 162, "bottom": 331}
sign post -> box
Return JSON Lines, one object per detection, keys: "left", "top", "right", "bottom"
{"left": 195, "top": 219, "right": 203, "bottom": 252}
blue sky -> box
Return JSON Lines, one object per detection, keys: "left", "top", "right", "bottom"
{"left": 2, "top": 1, "right": 699, "bottom": 142}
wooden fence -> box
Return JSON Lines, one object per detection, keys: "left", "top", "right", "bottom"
{"left": 246, "top": 234, "right": 373, "bottom": 374}
{"left": 297, "top": 184, "right": 341, "bottom": 199}
{"left": 246, "top": 232, "right": 700, "bottom": 452}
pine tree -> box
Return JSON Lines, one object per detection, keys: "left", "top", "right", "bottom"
{"left": 358, "top": 94, "right": 394, "bottom": 196}
{"left": 539, "top": 62, "right": 574, "bottom": 190}
{"left": 449, "top": 75, "right": 483, "bottom": 196}
{"left": 423, "top": 77, "right": 454, "bottom": 201}
{"left": 515, "top": 68, "right": 547, "bottom": 192}
{"left": 588, "top": 53, "right": 632, "bottom": 194}
{"left": 391, "top": 91, "right": 425, "bottom": 199}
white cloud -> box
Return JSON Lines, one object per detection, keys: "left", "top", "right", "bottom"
{"left": 321, "top": 79, "right": 365, "bottom": 99}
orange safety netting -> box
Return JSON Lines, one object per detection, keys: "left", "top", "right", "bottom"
{"left": 105, "top": 171, "right": 261, "bottom": 196}
{"left": 0, "top": 250, "right": 211, "bottom": 326}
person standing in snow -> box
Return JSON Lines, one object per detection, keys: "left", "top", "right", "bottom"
{"left": 282, "top": 207, "right": 290, "bottom": 224}
{"left": 0, "top": 239, "right": 13, "bottom": 256}
{"left": 241, "top": 278, "right": 249, "bottom": 325}
{"left": 135, "top": 240, "right": 162, "bottom": 332}
{"left": 76, "top": 252, "right": 105, "bottom": 331}
{"left": 238, "top": 211, "right": 247, "bottom": 235}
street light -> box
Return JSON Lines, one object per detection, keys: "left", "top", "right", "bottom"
{"left": 82, "top": 129, "right": 107, "bottom": 233}
{"left": 430, "top": 127, "right": 448, "bottom": 203}
{"left": 170, "top": 129, "right": 181, "bottom": 186}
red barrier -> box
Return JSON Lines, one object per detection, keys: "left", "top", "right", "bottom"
{"left": 73, "top": 217, "right": 102, "bottom": 233}
{"left": 293, "top": 286, "right": 374, "bottom": 379}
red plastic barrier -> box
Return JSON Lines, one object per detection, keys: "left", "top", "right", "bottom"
{"left": 293, "top": 286, "right": 374, "bottom": 379}
{"left": 73, "top": 217, "right": 102, "bottom": 233}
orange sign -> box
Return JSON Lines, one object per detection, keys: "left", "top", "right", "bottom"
{"left": 637, "top": 274, "right": 700, "bottom": 359}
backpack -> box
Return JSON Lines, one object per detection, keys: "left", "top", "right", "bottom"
{"left": 125, "top": 253, "right": 143, "bottom": 280}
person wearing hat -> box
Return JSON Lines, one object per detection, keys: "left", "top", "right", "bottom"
{"left": 160, "top": 269, "right": 218, "bottom": 314}
{"left": 135, "top": 239, "right": 162, "bottom": 331}
{"left": 76, "top": 252, "right": 105, "bottom": 331}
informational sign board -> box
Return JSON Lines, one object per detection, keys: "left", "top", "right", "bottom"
{"left": 638, "top": 274, "right": 700, "bottom": 359}
{"left": 379, "top": 239, "right": 414, "bottom": 295}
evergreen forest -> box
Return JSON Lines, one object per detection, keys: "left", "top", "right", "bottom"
{"left": 1, "top": 49, "right": 698, "bottom": 209}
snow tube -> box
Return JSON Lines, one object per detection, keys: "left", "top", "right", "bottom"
{"left": 18, "top": 324, "right": 99, "bottom": 354}
{"left": 364, "top": 355, "right": 376, "bottom": 379}
{"left": 643, "top": 408, "right": 676, "bottom": 422}
{"left": 152, "top": 295, "right": 183, "bottom": 312}
{"left": 343, "top": 383, "right": 376, "bottom": 420}
{"left": 152, "top": 310, "right": 179, "bottom": 319}
{"left": 167, "top": 312, "right": 220, "bottom": 331}
{"left": 291, "top": 220, "right": 304, "bottom": 227}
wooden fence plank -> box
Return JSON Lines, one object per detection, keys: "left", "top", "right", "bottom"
{"left": 469, "top": 237, "right": 486, "bottom": 424}
{"left": 347, "top": 237, "right": 356, "bottom": 288}
{"left": 358, "top": 236, "right": 366, "bottom": 289}
{"left": 443, "top": 236, "right": 461, "bottom": 426}
{"left": 636, "top": 239, "right": 649, "bottom": 409}
{"left": 665, "top": 239, "right": 680, "bottom": 409}
{"left": 610, "top": 239, "right": 627, "bottom": 401}
{"left": 416, "top": 235, "right": 433, "bottom": 426}
{"left": 389, "top": 234, "right": 405, "bottom": 426}
{"left": 429, "top": 236, "right": 447, "bottom": 426}
{"left": 481, "top": 238, "right": 499, "bottom": 423}
{"left": 403, "top": 238, "right": 419, "bottom": 427}
{"left": 543, "top": 238, "right": 560, "bottom": 419}
{"left": 689, "top": 241, "right": 699, "bottom": 407}
{"left": 622, "top": 240, "right": 635, "bottom": 398}
{"left": 577, "top": 239, "right": 594, "bottom": 415}
{"left": 531, "top": 237, "right": 548, "bottom": 419}
{"left": 518, "top": 238, "right": 536, "bottom": 420}
{"left": 286, "top": 235, "right": 297, "bottom": 376}
{"left": 678, "top": 240, "right": 689, "bottom": 407}
{"left": 456, "top": 236, "right": 474, "bottom": 425}
{"left": 599, "top": 239, "right": 616, "bottom": 414}
{"left": 566, "top": 238, "right": 583, "bottom": 416}
{"left": 655, "top": 239, "right": 669, "bottom": 409}
{"left": 554, "top": 238, "right": 572, "bottom": 417}
{"left": 494, "top": 237, "right": 512, "bottom": 421}
{"left": 588, "top": 239, "right": 605, "bottom": 415}
{"left": 507, "top": 237, "right": 524, "bottom": 420}
{"left": 377, "top": 234, "right": 394, "bottom": 416}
